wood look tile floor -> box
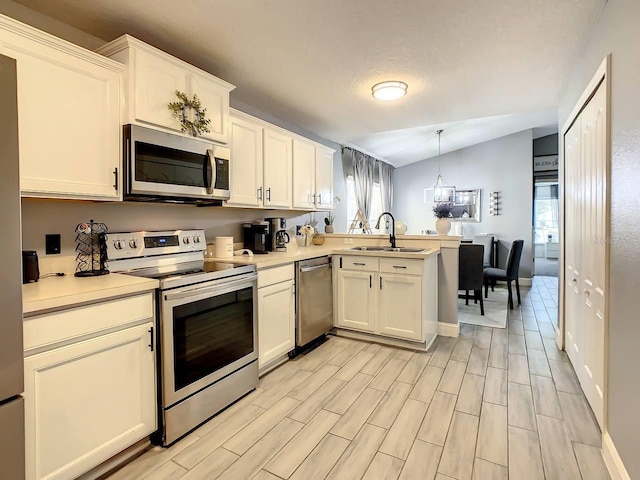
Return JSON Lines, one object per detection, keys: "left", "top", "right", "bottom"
{"left": 106, "top": 277, "right": 610, "bottom": 480}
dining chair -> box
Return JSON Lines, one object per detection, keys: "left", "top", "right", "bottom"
{"left": 483, "top": 240, "right": 524, "bottom": 309}
{"left": 459, "top": 244, "right": 485, "bottom": 315}
{"left": 473, "top": 235, "right": 494, "bottom": 268}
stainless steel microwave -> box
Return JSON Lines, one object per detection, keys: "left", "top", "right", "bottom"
{"left": 123, "top": 124, "right": 230, "bottom": 204}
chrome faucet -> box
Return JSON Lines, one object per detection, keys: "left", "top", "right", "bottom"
{"left": 375, "top": 212, "right": 396, "bottom": 248}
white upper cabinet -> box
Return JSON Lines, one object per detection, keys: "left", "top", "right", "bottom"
{"left": 292, "top": 139, "right": 316, "bottom": 209}
{"left": 292, "top": 140, "right": 335, "bottom": 211}
{"left": 315, "top": 147, "right": 334, "bottom": 209}
{"left": 228, "top": 114, "right": 263, "bottom": 207}
{"left": 0, "top": 15, "right": 123, "bottom": 200}
{"left": 96, "top": 35, "right": 234, "bottom": 144}
{"left": 263, "top": 128, "right": 293, "bottom": 208}
{"left": 229, "top": 109, "right": 335, "bottom": 211}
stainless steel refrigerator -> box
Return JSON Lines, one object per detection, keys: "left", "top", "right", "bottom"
{"left": 0, "top": 53, "right": 26, "bottom": 479}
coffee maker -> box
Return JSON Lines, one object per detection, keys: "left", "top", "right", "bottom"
{"left": 266, "top": 217, "right": 290, "bottom": 252}
{"left": 243, "top": 221, "right": 269, "bottom": 254}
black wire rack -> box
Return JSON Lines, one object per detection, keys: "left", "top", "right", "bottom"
{"left": 74, "top": 219, "right": 110, "bottom": 277}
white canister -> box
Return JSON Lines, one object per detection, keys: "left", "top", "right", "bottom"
{"left": 215, "top": 237, "right": 234, "bottom": 258}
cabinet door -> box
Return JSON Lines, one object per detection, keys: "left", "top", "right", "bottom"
{"left": 378, "top": 274, "right": 423, "bottom": 341}
{"left": 336, "top": 270, "right": 376, "bottom": 332}
{"left": 1, "top": 36, "right": 121, "bottom": 200}
{"left": 258, "top": 281, "right": 295, "bottom": 368}
{"left": 315, "top": 147, "right": 334, "bottom": 209}
{"left": 189, "top": 72, "right": 229, "bottom": 144}
{"left": 263, "top": 128, "right": 293, "bottom": 208}
{"left": 227, "top": 115, "right": 263, "bottom": 207}
{"left": 292, "top": 139, "right": 316, "bottom": 209}
{"left": 24, "top": 323, "right": 156, "bottom": 480}
{"left": 134, "top": 49, "right": 187, "bottom": 131}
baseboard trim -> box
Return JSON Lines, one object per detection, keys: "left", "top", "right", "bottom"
{"left": 603, "top": 432, "right": 631, "bottom": 480}
{"left": 334, "top": 328, "right": 434, "bottom": 352}
{"left": 437, "top": 322, "right": 460, "bottom": 338}
{"left": 518, "top": 277, "right": 532, "bottom": 286}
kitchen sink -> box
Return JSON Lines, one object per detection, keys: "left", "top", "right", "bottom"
{"left": 347, "top": 246, "right": 425, "bottom": 253}
{"left": 383, "top": 247, "right": 425, "bottom": 253}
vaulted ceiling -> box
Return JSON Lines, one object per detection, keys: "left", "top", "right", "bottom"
{"left": 11, "top": 0, "right": 605, "bottom": 166}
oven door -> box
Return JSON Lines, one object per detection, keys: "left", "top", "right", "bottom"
{"left": 125, "top": 124, "right": 230, "bottom": 201}
{"left": 160, "top": 273, "right": 257, "bottom": 407}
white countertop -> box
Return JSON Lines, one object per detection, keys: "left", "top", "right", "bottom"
{"left": 23, "top": 273, "right": 159, "bottom": 316}
{"left": 207, "top": 245, "right": 440, "bottom": 270}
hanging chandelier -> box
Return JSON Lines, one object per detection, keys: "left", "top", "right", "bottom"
{"left": 433, "top": 129, "right": 455, "bottom": 203}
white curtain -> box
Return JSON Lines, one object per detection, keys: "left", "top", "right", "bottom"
{"left": 352, "top": 150, "right": 375, "bottom": 220}
{"left": 379, "top": 161, "right": 394, "bottom": 213}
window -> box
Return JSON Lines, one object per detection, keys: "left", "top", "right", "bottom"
{"left": 346, "top": 175, "right": 384, "bottom": 231}
{"left": 534, "top": 183, "right": 559, "bottom": 243}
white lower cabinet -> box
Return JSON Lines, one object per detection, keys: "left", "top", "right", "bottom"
{"left": 336, "top": 270, "right": 376, "bottom": 332}
{"left": 257, "top": 265, "right": 295, "bottom": 370}
{"left": 24, "top": 322, "right": 156, "bottom": 480}
{"left": 334, "top": 255, "right": 437, "bottom": 344}
{"left": 378, "top": 274, "right": 423, "bottom": 340}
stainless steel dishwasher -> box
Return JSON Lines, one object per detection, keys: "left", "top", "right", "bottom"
{"left": 295, "top": 256, "right": 333, "bottom": 348}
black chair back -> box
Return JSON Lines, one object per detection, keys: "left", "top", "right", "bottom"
{"left": 505, "top": 240, "right": 524, "bottom": 280}
{"left": 473, "top": 235, "right": 494, "bottom": 268}
{"left": 459, "top": 244, "right": 484, "bottom": 291}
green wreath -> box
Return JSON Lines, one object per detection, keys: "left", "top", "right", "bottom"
{"left": 168, "top": 90, "right": 211, "bottom": 137}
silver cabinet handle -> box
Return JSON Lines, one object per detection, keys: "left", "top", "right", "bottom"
{"left": 380, "top": 276, "right": 383, "bottom": 289}
{"left": 353, "top": 262, "right": 366, "bottom": 266}
{"left": 311, "top": 193, "right": 316, "bottom": 205}
{"left": 392, "top": 265, "right": 408, "bottom": 269}
{"left": 258, "top": 186, "right": 263, "bottom": 201}
{"left": 266, "top": 187, "right": 271, "bottom": 202}
{"left": 317, "top": 193, "right": 322, "bottom": 204}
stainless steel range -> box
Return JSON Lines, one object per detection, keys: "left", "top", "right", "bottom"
{"left": 107, "top": 229, "right": 258, "bottom": 446}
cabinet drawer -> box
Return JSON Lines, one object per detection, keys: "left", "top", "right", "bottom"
{"left": 258, "top": 264, "right": 295, "bottom": 288}
{"left": 379, "top": 258, "right": 423, "bottom": 276}
{"left": 340, "top": 256, "right": 379, "bottom": 272}
{"left": 24, "top": 293, "right": 154, "bottom": 354}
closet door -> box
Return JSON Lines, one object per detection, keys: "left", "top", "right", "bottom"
{"left": 578, "top": 83, "right": 607, "bottom": 427}
{"left": 564, "top": 118, "right": 582, "bottom": 371}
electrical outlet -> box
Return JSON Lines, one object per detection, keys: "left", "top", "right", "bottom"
{"left": 45, "top": 234, "right": 61, "bottom": 254}
{"left": 344, "top": 238, "right": 354, "bottom": 244}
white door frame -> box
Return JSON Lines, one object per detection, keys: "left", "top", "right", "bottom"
{"left": 558, "top": 53, "right": 611, "bottom": 428}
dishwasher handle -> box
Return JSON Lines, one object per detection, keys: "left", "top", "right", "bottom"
{"left": 300, "top": 263, "right": 332, "bottom": 273}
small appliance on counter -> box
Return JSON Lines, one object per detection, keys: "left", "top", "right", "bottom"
{"left": 22, "top": 250, "right": 39, "bottom": 284}
{"left": 265, "top": 217, "right": 290, "bottom": 252}
{"left": 243, "top": 222, "right": 269, "bottom": 254}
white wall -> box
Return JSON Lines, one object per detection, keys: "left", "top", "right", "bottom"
{"left": 559, "top": 0, "right": 640, "bottom": 476}
{"left": 393, "top": 130, "right": 534, "bottom": 277}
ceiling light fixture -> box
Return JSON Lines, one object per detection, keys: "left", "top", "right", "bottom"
{"left": 371, "top": 81, "right": 408, "bottom": 101}
{"left": 433, "top": 129, "right": 456, "bottom": 203}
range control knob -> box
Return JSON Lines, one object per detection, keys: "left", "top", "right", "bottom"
{"left": 129, "top": 239, "right": 138, "bottom": 248}
{"left": 183, "top": 237, "right": 190, "bottom": 244}
{"left": 113, "top": 240, "right": 123, "bottom": 250}
{"left": 193, "top": 235, "right": 201, "bottom": 244}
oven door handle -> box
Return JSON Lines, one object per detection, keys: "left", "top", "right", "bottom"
{"left": 164, "top": 274, "right": 257, "bottom": 301}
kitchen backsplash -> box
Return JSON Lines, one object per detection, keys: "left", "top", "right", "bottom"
{"left": 21, "top": 198, "right": 319, "bottom": 257}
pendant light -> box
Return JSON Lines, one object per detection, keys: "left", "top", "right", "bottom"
{"left": 433, "top": 129, "right": 455, "bottom": 203}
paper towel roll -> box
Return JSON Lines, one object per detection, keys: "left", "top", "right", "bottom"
{"left": 215, "top": 237, "right": 234, "bottom": 258}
